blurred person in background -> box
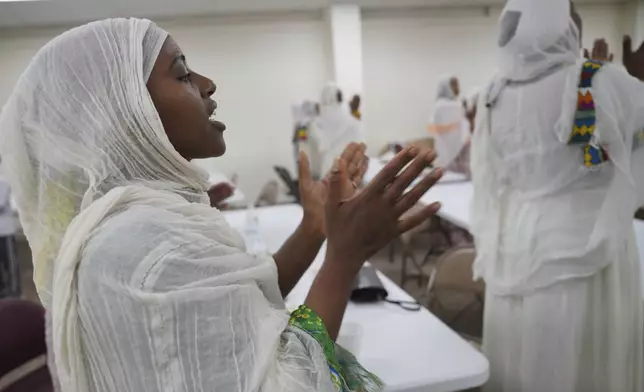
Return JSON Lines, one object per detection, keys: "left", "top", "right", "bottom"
{"left": 0, "top": 18, "right": 444, "bottom": 392}
{"left": 428, "top": 76, "right": 470, "bottom": 169}
{"left": 292, "top": 100, "right": 322, "bottom": 179}
{"left": 444, "top": 88, "right": 480, "bottom": 179}
{"left": 471, "top": 0, "right": 644, "bottom": 390}
{"left": 349, "top": 94, "right": 361, "bottom": 120}
{"left": 206, "top": 181, "right": 235, "bottom": 209}
{"left": 465, "top": 88, "right": 479, "bottom": 133}
{"left": 312, "top": 84, "right": 365, "bottom": 175}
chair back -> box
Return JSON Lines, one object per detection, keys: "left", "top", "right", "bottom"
{"left": 427, "top": 247, "right": 484, "bottom": 294}
{"left": 0, "top": 299, "right": 53, "bottom": 392}
{"left": 425, "top": 247, "right": 484, "bottom": 338}
{"left": 273, "top": 166, "right": 300, "bottom": 203}
{"left": 0, "top": 299, "right": 46, "bottom": 378}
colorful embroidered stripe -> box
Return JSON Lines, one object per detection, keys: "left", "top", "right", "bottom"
{"left": 289, "top": 305, "right": 346, "bottom": 391}
{"left": 634, "top": 130, "right": 644, "bottom": 150}
{"left": 569, "top": 59, "right": 609, "bottom": 167}
{"left": 297, "top": 127, "right": 308, "bottom": 141}
{"left": 584, "top": 145, "right": 609, "bottom": 167}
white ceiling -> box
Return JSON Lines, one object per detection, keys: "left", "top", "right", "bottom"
{"left": 0, "top": 0, "right": 631, "bottom": 29}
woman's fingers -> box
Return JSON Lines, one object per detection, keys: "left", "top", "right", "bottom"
{"left": 394, "top": 168, "right": 443, "bottom": 215}
{"left": 326, "top": 158, "right": 348, "bottom": 207}
{"left": 356, "top": 155, "right": 369, "bottom": 183}
{"left": 591, "top": 39, "right": 603, "bottom": 59}
{"left": 623, "top": 35, "right": 633, "bottom": 63}
{"left": 298, "top": 151, "right": 312, "bottom": 187}
{"left": 349, "top": 153, "right": 369, "bottom": 184}
{"left": 340, "top": 142, "right": 362, "bottom": 179}
{"left": 397, "top": 202, "right": 441, "bottom": 234}
{"left": 384, "top": 150, "right": 436, "bottom": 202}
{"left": 365, "top": 147, "right": 419, "bottom": 194}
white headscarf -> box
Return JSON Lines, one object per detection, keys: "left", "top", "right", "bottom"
{"left": 0, "top": 19, "right": 209, "bottom": 307}
{"left": 497, "top": 0, "right": 579, "bottom": 82}
{"left": 436, "top": 76, "right": 457, "bottom": 100}
{"left": 292, "top": 100, "right": 318, "bottom": 128}
{"left": 0, "top": 18, "right": 214, "bottom": 390}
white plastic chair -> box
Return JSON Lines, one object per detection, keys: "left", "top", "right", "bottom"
{"left": 423, "top": 247, "right": 485, "bottom": 331}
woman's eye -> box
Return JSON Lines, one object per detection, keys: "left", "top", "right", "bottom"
{"left": 178, "top": 73, "right": 193, "bottom": 83}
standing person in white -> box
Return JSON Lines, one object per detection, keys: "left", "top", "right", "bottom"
{"left": 428, "top": 76, "right": 470, "bottom": 169}
{"left": 292, "top": 101, "right": 322, "bottom": 179}
{"left": 471, "top": 0, "right": 644, "bottom": 391}
{"left": 311, "top": 84, "right": 365, "bottom": 175}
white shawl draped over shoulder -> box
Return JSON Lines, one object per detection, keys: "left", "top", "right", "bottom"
{"left": 61, "top": 185, "right": 336, "bottom": 392}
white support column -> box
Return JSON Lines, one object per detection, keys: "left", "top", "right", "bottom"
{"left": 324, "top": 4, "right": 364, "bottom": 99}
{"left": 635, "top": 1, "right": 644, "bottom": 46}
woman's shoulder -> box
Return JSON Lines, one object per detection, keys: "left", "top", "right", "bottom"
{"left": 78, "top": 204, "right": 246, "bottom": 292}
{"left": 79, "top": 206, "right": 184, "bottom": 279}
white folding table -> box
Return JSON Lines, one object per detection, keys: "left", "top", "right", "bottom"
{"left": 223, "top": 205, "right": 489, "bottom": 392}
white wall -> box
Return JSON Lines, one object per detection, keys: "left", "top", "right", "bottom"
{"left": 327, "top": 4, "right": 364, "bottom": 98}
{"left": 0, "top": 14, "right": 328, "bottom": 201}
{"left": 361, "top": 4, "right": 629, "bottom": 152}
{"left": 0, "top": 5, "right": 631, "bottom": 200}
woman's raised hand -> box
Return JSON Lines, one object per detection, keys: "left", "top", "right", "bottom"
{"left": 324, "top": 147, "right": 442, "bottom": 273}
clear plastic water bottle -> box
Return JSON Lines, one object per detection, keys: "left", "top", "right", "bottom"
{"left": 243, "top": 206, "right": 267, "bottom": 256}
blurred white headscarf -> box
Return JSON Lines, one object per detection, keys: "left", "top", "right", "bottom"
{"left": 497, "top": 0, "right": 580, "bottom": 83}
{"left": 311, "top": 84, "right": 363, "bottom": 173}
{"left": 292, "top": 100, "right": 318, "bottom": 128}
{"left": 436, "top": 76, "right": 457, "bottom": 100}
{"left": 313, "top": 84, "right": 348, "bottom": 151}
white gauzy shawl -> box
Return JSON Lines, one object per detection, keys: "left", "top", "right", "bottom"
{"left": 0, "top": 19, "right": 342, "bottom": 392}
{"left": 471, "top": 0, "right": 644, "bottom": 295}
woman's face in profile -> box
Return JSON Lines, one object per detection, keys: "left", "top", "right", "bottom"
{"left": 147, "top": 36, "right": 227, "bottom": 160}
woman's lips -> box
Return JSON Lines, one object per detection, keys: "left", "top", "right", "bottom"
{"left": 209, "top": 115, "right": 226, "bottom": 132}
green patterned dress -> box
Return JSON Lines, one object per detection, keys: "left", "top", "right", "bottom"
{"left": 289, "top": 305, "right": 384, "bottom": 392}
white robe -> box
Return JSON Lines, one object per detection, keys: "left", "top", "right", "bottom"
{"left": 311, "top": 110, "right": 364, "bottom": 175}
{"left": 472, "top": 61, "right": 644, "bottom": 392}
{"left": 311, "top": 85, "right": 365, "bottom": 175}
